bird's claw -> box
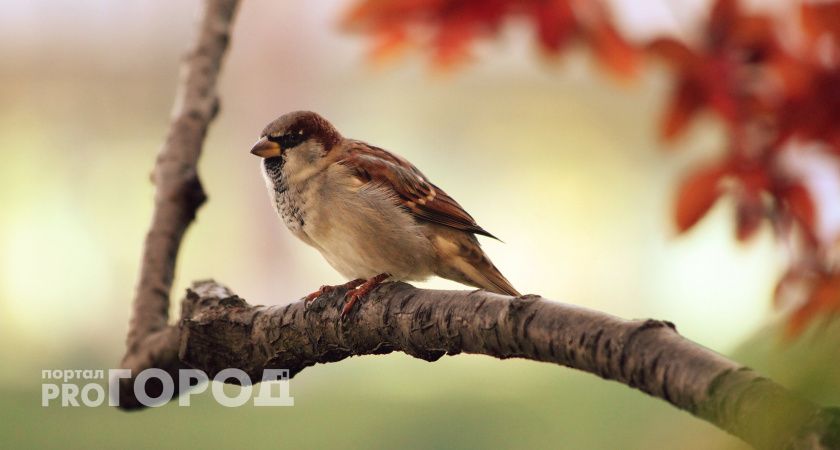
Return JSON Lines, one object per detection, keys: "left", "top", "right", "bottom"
{"left": 303, "top": 279, "right": 367, "bottom": 312}
{"left": 340, "top": 292, "right": 359, "bottom": 319}
{"left": 303, "top": 285, "right": 335, "bottom": 310}
{"left": 339, "top": 273, "right": 390, "bottom": 320}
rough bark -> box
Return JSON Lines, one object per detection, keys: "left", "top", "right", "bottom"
{"left": 118, "top": 0, "right": 840, "bottom": 449}
{"left": 168, "top": 280, "right": 837, "bottom": 450}
{"left": 119, "top": 0, "right": 238, "bottom": 402}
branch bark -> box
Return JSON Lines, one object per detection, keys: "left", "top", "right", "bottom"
{"left": 119, "top": 0, "right": 840, "bottom": 449}
{"left": 120, "top": 0, "right": 238, "bottom": 402}
{"left": 125, "top": 279, "right": 840, "bottom": 450}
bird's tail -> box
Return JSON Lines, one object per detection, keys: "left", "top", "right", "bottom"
{"left": 468, "top": 256, "right": 520, "bottom": 297}
{"left": 435, "top": 232, "right": 521, "bottom": 297}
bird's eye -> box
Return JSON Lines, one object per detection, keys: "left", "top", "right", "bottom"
{"left": 268, "top": 131, "right": 307, "bottom": 149}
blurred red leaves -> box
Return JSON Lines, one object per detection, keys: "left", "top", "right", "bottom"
{"left": 345, "top": 0, "right": 840, "bottom": 335}
{"left": 675, "top": 163, "right": 727, "bottom": 233}
{"left": 801, "top": 1, "right": 840, "bottom": 49}
{"left": 778, "top": 67, "right": 840, "bottom": 151}
{"left": 797, "top": 273, "right": 840, "bottom": 335}
{"left": 343, "top": 0, "right": 637, "bottom": 75}
{"left": 647, "top": 0, "right": 786, "bottom": 142}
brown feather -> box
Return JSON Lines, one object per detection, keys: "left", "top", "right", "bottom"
{"left": 454, "top": 233, "right": 520, "bottom": 296}
{"left": 337, "top": 140, "right": 499, "bottom": 239}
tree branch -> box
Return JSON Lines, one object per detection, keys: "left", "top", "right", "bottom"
{"left": 120, "top": 0, "right": 238, "bottom": 401}
{"left": 118, "top": 1, "right": 840, "bottom": 449}
{"left": 126, "top": 279, "right": 837, "bottom": 450}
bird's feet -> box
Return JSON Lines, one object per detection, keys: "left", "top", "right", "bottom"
{"left": 341, "top": 273, "right": 390, "bottom": 319}
{"left": 303, "top": 278, "right": 365, "bottom": 309}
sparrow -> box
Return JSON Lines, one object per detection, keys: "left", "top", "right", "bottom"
{"left": 251, "top": 111, "right": 520, "bottom": 316}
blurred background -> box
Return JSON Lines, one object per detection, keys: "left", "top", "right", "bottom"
{"left": 1, "top": 0, "right": 838, "bottom": 449}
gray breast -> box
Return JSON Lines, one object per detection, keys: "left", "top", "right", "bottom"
{"left": 263, "top": 157, "right": 306, "bottom": 233}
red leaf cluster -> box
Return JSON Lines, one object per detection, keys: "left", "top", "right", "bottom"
{"left": 660, "top": 0, "right": 840, "bottom": 334}
{"left": 344, "top": 0, "right": 840, "bottom": 335}
{"left": 343, "top": 0, "right": 637, "bottom": 75}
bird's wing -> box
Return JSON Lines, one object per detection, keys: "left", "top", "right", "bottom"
{"left": 337, "top": 141, "right": 498, "bottom": 239}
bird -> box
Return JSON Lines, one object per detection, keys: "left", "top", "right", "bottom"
{"left": 250, "top": 111, "right": 520, "bottom": 317}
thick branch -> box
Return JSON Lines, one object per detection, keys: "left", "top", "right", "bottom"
{"left": 120, "top": 0, "right": 238, "bottom": 398}
{"left": 122, "top": 279, "right": 839, "bottom": 450}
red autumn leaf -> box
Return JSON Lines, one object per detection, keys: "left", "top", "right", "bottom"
{"left": 661, "top": 78, "right": 705, "bottom": 141}
{"left": 674, "top": 163, "right": 728, "bottom": 232}
{"left": 432, "top": 13, "right": 478, "bottom": 67}
{"left": 787, "top": 273, "right": 840, "bottom": 337}
{"left": 369, "top": 28, "right": 410, "bottom": 62}
{"left": 734, "top": 164, "right": 770, "bottom": 192}
{"left": 586, "top": 19, "right": 638, "bottom": 79}
{"left": 801, "top": 1, "right": 840, "bottom": 47}
{"left": 777, "top": 67, "right": 840, "bottom": 151}
{"left": 779, "top": 182, "right": 818, "bottom": 245}
{"left": 647, "top": 38, "right": 695, "bottom": 68}
{"left": 530, "top": 0, "right": 576, "bottom": 53}
{"left": 707, "top": 0, "right": 738, "bottom": 46}
{"left": 735, "top": 190, "right": 764, "bottom": 242}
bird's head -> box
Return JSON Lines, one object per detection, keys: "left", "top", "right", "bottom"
{"left": 250, "top": 111, "right": 342, "bottom": 165}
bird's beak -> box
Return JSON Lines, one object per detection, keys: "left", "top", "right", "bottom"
{"left": 250, "top": 137, "right": 282, "bottom": 158}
